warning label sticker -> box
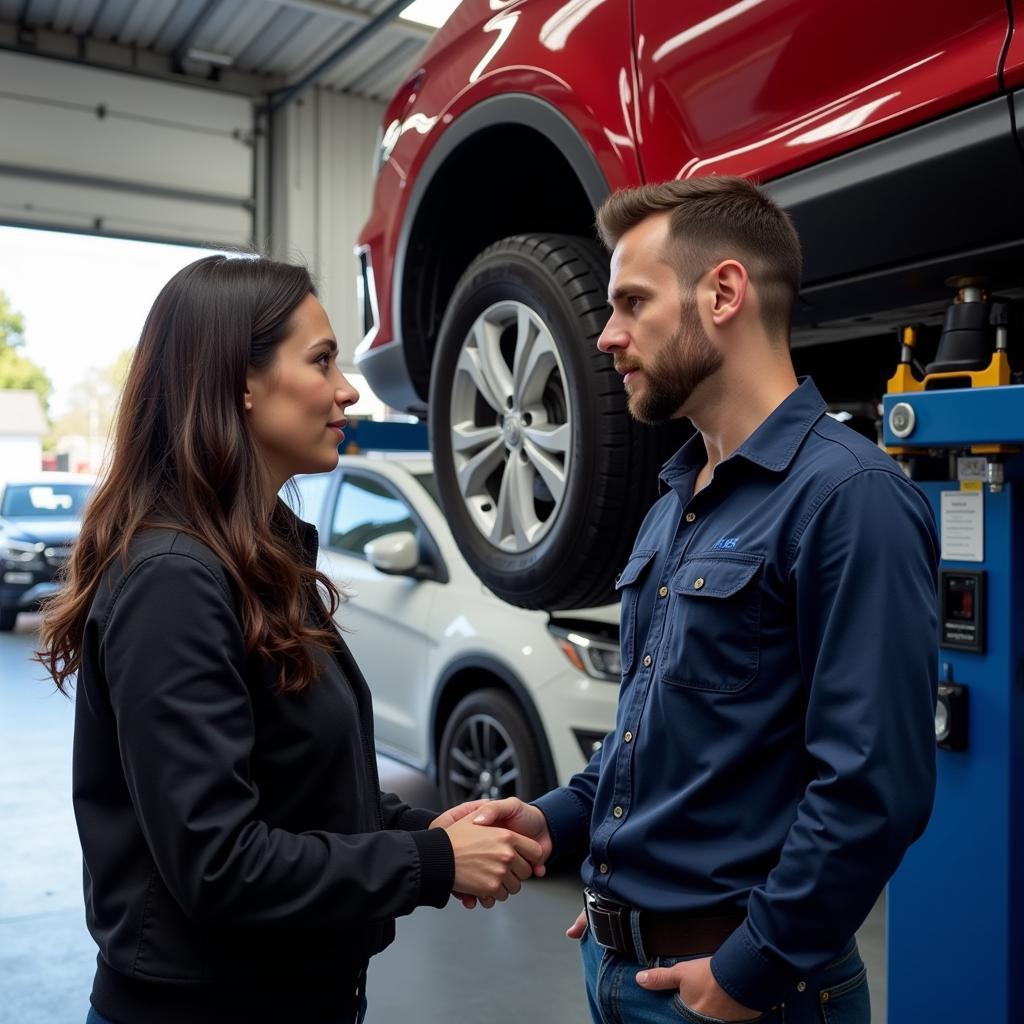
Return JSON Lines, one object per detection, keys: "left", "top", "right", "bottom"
{"left": 941, "top": 490, "right": 984, "bottom": 562}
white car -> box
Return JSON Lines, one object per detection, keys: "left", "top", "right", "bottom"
{"left": 284, "top": 454, "right": 620, "bottom": 804}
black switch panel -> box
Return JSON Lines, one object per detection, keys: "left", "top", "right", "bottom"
{"left": 940, "top": 570, "right": 985, "bottom": 653}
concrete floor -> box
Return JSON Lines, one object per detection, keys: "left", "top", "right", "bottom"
{"left": 1, "top": 614, "right": 886, "bottom": 1023}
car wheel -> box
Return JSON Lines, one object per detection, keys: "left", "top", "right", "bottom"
{"left": 0, "top": 607, "right": 18, "bottom": 631}
{"left": 429, "top": 233, "right": 688, "bottom": 610}
{"left": 438, "top": 688, "right": 547, "bottom": 805}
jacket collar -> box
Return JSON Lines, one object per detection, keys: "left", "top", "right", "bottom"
{"left": 272, "top": 500, "right": 320, "bottom": 565}
{"left": 660, "top": 377, "right": 827, "bottom": 488}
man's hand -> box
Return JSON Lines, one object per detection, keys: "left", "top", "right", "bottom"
{"left": 471, "top": 797, "right": 554, "bottom": 876}
{"left": 429, "top": 800, "right": 490, "bottom": 831}
{"left": 637, "top": 957, "right": 760, "bottom": 1021}
{"left": 566, "top": 909, "right": 587, "bottom": 939}
{"left": 444, "top": 815, "right": 543, "bottom": 902}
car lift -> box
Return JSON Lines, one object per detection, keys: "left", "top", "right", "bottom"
{"left": 883, "top": 280, "right": 1022, "bottom": 1022}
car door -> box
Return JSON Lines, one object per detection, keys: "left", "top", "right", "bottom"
{"left": 319, "top": 470, "right": 436, "bottom": 761}
{"left": 633, "top": 0, "right": 1009, "bottom": 183}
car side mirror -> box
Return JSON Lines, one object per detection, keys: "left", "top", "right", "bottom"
{"left": 364, "top": 531, "right": 421, "bottom": 576}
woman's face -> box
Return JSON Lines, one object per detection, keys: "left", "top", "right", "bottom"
{"left": 245, "top": 293, "right": 360, "bottom": 492}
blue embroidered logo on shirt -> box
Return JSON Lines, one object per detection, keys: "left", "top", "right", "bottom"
{"left": 712, "top": 537, "right": 740, "bottom": 550}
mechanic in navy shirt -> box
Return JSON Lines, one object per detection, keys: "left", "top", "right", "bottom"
{"left": 466, "top": 177, "right": 938, "bottom": 1023}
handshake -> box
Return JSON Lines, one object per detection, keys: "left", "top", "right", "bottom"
{"left": 429, "top": 798, "right": 552, "bottom": 908}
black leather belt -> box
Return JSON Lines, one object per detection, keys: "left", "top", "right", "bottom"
{"left": 584, "top": 886, "right": 745, "bottom": 961}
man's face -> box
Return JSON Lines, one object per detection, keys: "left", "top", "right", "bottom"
{"left": 598, "top": 214, "right": 723, "bottom": 424}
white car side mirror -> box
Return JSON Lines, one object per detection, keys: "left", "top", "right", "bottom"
{"left": 364, "top": 531, "right": 420, "bottom": 575}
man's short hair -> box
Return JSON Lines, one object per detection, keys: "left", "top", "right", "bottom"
{"left": 596, "top": 176, "right": 803, "bottom": 341}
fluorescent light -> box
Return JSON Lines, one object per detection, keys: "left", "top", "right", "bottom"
{"left": 400, "top": 0, "right": 461, "bottom": 29}
{"left": 185, "top": 48, "right": 235, "bottom": 67}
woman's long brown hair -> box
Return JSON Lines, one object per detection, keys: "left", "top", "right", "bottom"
{"left": 36, "top": 254, "right": 343, "bottom": 695}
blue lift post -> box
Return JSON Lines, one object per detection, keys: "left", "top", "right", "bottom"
{"left": 882, "top": 385, "right": 1024, "bottom": 1022}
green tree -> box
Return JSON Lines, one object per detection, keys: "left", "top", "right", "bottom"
{"left": 47, "top": 347, "right": 134, "bottom": 451}
{"left": 0, "top": 289, "right": 53, "bottom": 414}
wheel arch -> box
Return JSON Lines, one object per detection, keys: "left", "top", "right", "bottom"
{"left": 429, "top": 653, "right": 558, "bottom": 792}
{"left": 396, "top": 94, "right": 609, "bottom": 403}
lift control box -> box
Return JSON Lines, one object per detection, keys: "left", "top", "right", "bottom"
{"left": 882, "top": 382, "right": 1023, "bottom": 1023}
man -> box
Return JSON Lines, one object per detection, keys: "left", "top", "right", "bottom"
{"left": 469, "top": 177, "right": 938, "bottom": 1022}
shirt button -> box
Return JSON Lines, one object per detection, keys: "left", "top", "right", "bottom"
{"left": 624, "top": 731, "right": 633, "bottom": 743}
{"left": 685, "top": 512, "right": 696, "bottom": 523}
{"left": 599, "top": 863, "right": 609, "bottom": 874}
{"left": 643, "top": 654, "right": 652, "bottom": 667}
{"left": 613, "top": 806, "right": 623, "bottom": 818}
{"left": 658, "top": 585, "right": 668, "bottom": 598}
{"left": 797, "top": 982, "right": 806, "bottom": 993}
{"left": 694, "top": 577, "right": 705, "bottom": 590}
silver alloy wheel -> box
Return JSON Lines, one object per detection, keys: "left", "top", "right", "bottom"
{"left": 446, "top": 713, "right": 521, "bottom": 801}
{"left": 449, "top": 300, "right": 573, "bottom": 552}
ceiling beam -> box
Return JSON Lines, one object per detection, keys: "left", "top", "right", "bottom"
{"left": 269, "top": 0, "right": 432, "bottom": 43}
{"left": 266, "top": 0, "right": 419, "bottom": 113}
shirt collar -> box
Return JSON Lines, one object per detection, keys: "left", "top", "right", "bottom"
{"left": 660, "top": 377, "right": 827, "bottom": 488}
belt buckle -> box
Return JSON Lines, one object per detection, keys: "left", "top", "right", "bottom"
{"left": 584, "top": 888, "right": 631, "bottom": 956}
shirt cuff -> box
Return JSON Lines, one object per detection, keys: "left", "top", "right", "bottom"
{"left": 531, "top": 788, "right": 590, "bottom": 862}
{"left": 393, "top": 806, "right": 438, "bottom": 831}
{"left": 710, "top": 920, "right": 796, "bottom": 1012}
{"left": 409, "top": 828, "right": 455, "bottom": 909}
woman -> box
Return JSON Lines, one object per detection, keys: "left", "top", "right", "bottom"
{"left": 37, "top": 255, "right": 542, "bottom": 1024}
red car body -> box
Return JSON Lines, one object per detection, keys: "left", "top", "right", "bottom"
{"left": 357, "top": 0, "right": 1015, "bottom": 411}
{"left": 354, "top": 0, "right": 1024, "bottom": 614}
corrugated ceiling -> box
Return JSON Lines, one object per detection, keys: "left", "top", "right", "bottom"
{"left": 0, "top": 0, "right": 435, "bottom": 103}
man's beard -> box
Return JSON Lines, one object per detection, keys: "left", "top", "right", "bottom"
{"left": 624, "top": 305, "right": 723, "bottom": 425}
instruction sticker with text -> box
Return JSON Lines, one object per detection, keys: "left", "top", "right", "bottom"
{"left": 941, "top": 490, "right": 984, "bottom": 562}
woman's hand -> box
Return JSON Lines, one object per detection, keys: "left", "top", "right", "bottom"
{"left": 444, "top": 815, "right": 544, "bottom": 901}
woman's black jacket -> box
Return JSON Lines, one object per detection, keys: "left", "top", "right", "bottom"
{"left": 72, "top": 515, "right": 455, "bottom": 1023}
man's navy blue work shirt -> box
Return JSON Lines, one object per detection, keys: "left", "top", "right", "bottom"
{"left": 534, "top": 378, "right": 938, "bottom": 1011}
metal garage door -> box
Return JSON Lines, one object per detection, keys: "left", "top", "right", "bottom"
{"left": 0, "top": 50, "right": 254, "bottom": 247}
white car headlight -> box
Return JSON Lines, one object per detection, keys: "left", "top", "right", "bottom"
{"left": 549, "top": 626, "right": 622, "bottom": 682}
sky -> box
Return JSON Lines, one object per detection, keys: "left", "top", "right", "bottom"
{"left": 0, "top": 225, "right": 383, "bottom": 420}
{"left": 0, "top": 225, "right": 218, "bottom": 418}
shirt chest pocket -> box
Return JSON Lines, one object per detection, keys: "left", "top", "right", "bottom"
{"left": 615, "top": 549, "right": 657, "bottom": 675}
{"left": 661, "top": 553, "right": 764, "bottom": 693}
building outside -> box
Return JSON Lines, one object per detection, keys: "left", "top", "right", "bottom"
{"left": 0, "top": 390, "right": 47, "bottom": 478}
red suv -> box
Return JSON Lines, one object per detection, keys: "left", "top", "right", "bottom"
{"left": 356, "top": 0, "right": 1022, "bottom": 610}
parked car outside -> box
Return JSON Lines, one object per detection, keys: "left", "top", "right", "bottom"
{"left": 282, "top": 453, "right": 619, "bottom": 803}
{"left": 356, "top": 0, "right": 1020, "bottom": 610}
{"left": 0, "top": 472, "right": 95, "bottom": 631}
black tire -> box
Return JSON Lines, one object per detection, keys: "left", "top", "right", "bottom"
{"left": 429, "top": 233, "right": 689, "bottom": 610}
{"left": 438, "top": 688, "right": 548, "bottom": 806}
{"left": 0, "top": 607, "right": 17, "bottom": 631}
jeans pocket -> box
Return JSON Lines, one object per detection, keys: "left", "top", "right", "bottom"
{"left": 672, "top": 994, "right": 769, "bottom": 1024}
{"left": 818, "top": 966, "right": 869, "bottom": 1024}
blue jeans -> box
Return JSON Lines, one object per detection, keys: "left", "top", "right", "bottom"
{"left": 579, "top": 929, "right": 870, "bottom": 1024}
{"left": 86, "top": 997, "right": 368, "bottom": 1024}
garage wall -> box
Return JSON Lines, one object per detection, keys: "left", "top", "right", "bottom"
{"left": 0, "top": 50, "right": 254, "bottom": 246}
{"left": 267, "top": 87, "right": 383, "bottom": 370}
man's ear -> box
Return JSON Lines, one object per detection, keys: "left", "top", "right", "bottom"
{"left": 708, "top": 260, "right": 748, "bottom": 328}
